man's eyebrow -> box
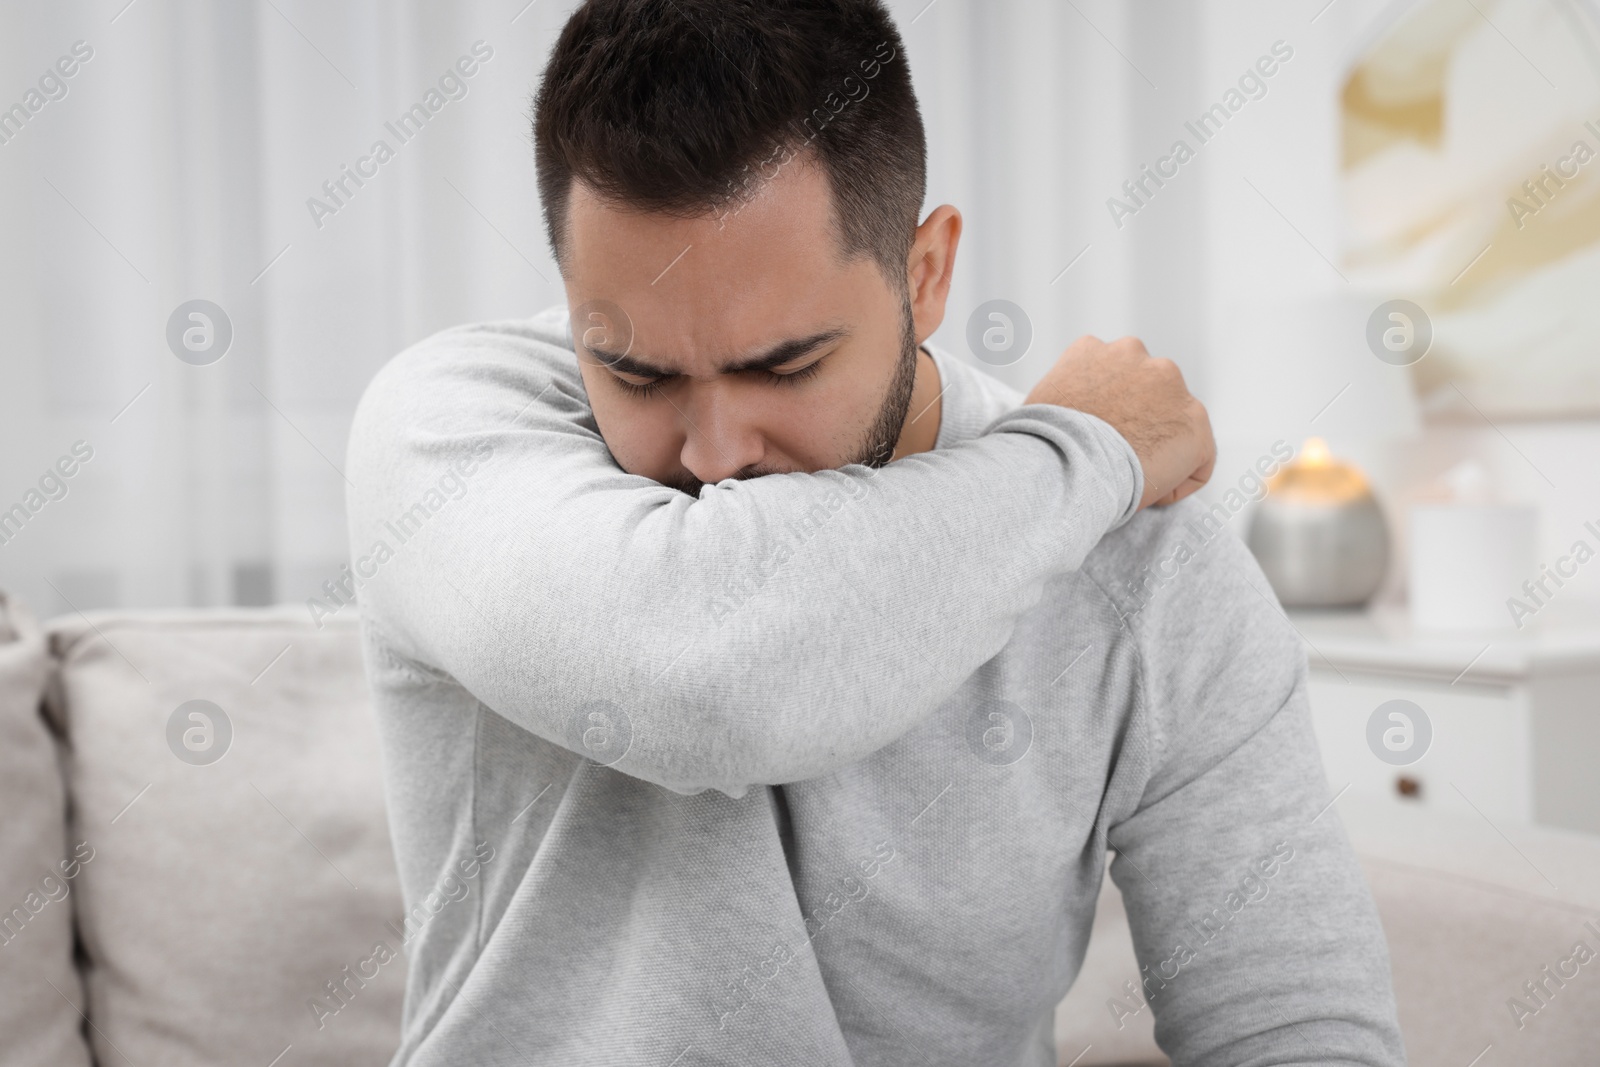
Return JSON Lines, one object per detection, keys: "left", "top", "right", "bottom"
{"left": 585, "top": 328, "right": 849, "bottom": 379}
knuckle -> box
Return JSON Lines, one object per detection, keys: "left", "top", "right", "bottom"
{"left": 1148, "top": 357, "right": 1183, "bottom": 384}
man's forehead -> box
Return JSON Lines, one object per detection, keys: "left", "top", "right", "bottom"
{"left": 563, "top": 160, "right": 883, "bottom": 377}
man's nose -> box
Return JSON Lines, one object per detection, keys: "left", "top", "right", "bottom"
{"left": 677, "top": 381, "right": 764, "bottom": 485}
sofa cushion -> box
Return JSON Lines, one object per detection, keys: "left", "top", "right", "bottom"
{"left": 1055, "top": 797, "right": 1600, "bottom": 1066}
{"left": 1341, "top": 796, "right": 1600, "bottom": 1067}
{"left": 0, "top": 593, "right": 93, "bottom": 1067}
{"left": 44, "top": 609, "right": 403, "bottom": 1067}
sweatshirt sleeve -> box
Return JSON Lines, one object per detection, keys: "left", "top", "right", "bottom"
{"left": 1097, "top": 507, "right": 1406, "bottom": 1066}
{"left": 344, "top": 320, "right": 1144, "bottom": 798}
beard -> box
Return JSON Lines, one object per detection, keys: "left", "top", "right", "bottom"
{"left": 846, "top": 291, "right": 921, "bottom": 470}
{"left": 664, "top": 295, "right": 920, "bottom": 497}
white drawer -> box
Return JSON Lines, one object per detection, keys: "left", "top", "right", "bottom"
{"left": 1306, "top": 669, "right": 1532, "bottom": 823}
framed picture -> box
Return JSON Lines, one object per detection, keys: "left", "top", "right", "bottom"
{"left": 1342, "top": 0, "right": 1600, "bottom": 419}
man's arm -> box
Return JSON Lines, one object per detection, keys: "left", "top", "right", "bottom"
{"left": 1098, "top": 512, "right": 1405, "bottom": 1065}
{"left": 347, "top": 319, "right": 1188, "bottom": 798}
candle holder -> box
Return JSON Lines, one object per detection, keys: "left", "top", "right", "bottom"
{"left": 1246, "top": 438, "right": 1390, "bottom": 608}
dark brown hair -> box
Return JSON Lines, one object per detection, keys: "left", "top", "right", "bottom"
{"left": 533, "top": 0, "right": 926, "bottom": 284}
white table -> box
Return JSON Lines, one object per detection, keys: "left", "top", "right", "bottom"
{"left": 1289, "top": 599, "right": 1600, "bottom": 835}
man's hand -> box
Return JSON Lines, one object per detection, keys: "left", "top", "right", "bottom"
{"left": 1024, "top": 335, "right": 1214, "bottom": 510}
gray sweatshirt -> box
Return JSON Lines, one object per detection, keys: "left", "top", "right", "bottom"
{"left": 344, "top": 305, "right": 1405, "bottom": 1067}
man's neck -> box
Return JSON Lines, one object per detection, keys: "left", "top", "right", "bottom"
{"left": 891, "top": 344, "right": 943, "bottom": 460}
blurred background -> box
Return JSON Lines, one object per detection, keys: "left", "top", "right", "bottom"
{"left": 4, "top": 1, "right": 1600, "bottom": 1064}
{"left": 1, "top": 0, "right": 1597, "bottom": 613}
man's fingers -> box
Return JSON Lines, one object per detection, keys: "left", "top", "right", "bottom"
{"left": 1169, "top": 475, "right": 1204, "bottom": 504}
{"left": 1148, "top": 469, "right": 1210, "bottom": 508}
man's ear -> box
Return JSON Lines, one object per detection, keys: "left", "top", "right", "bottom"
{"left": 907, "top": 205, "right": 962, "bottom": 345}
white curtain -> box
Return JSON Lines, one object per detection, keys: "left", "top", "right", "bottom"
{"left": 3, "top": 0, "right": 1458, "bottom": 617}
{"left": 2, "top": 0, "right": 572, "bottom": 614}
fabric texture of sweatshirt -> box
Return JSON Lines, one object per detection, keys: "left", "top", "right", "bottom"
{"left": 344, "top": 305, "right": 1406, "bottom": 1067}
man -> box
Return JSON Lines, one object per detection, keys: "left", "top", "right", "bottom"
{"left": 345, "top": 1, "right": 1405, "bottom": 1064}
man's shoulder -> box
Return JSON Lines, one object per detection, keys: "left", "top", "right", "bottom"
{"left": 367, "top": 306, "right": 580, "bottom": 397}
{"left": 1077, "top": 495, "right": 1308, "bottom": 764}
{"left": 352, "top": 307, "right": 587, "bottom": 440}
{"left": 1081, "top": 494, "right": 1292, "bottom": 641}
{"left": 345, "top": 307, "right": 601, "bottom": 523}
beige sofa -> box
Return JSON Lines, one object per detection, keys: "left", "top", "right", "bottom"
{"left": 2, "top": 596, "right": 1597, "bottom": 1066}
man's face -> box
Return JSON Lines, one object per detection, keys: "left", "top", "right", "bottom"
{"left": 561, "top": 159, "right": 929, "bottom": 496}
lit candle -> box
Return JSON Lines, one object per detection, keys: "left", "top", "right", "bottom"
{"left": 1246, "top": 438, "right": 1390, "bottom": 608}
{"left": 1264, "top": 437, "right": 1373, "bottom": 505}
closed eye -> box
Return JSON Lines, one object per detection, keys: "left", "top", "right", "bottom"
{"left": 612, "top": 376, "right": 667, "bottom": 399}
{"left": 766, "top": 359, "right": 825, "bottom": 388}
